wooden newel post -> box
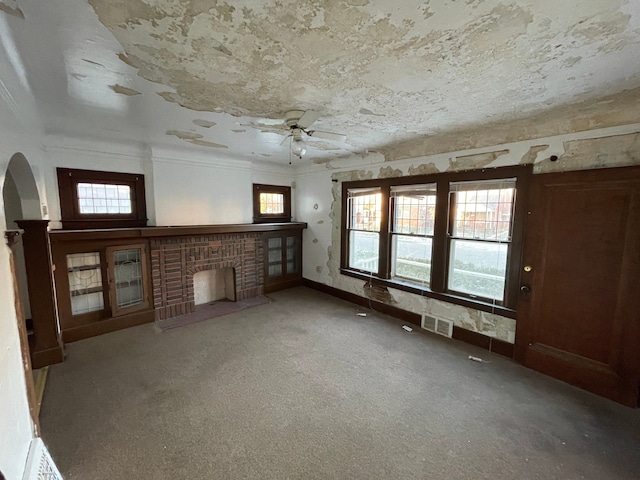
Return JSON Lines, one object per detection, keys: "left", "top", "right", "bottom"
{"left": 15, "top": 220, "right": 64, "bottom": 368}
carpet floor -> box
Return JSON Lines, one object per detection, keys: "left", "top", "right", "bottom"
{"left": 40, "top": 287, "right": 640, "bottom": 480}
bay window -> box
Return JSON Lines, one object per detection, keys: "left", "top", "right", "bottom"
{"left": 341, "top": 165, "right": 531, "bottom": 316}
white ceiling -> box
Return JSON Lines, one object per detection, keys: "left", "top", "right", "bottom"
{"left": 1, "top": 0, "right": 640, "bottom": 166}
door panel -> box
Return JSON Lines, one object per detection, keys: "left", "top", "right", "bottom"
{"left": 516, "top": 166, "right": 640, "bottom": 407}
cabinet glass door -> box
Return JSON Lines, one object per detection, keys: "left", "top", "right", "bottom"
{"left": 267, "top": 237, "right": 283, "bottom": 277}
{"left": 286, "top": 236, "right": 299, "bottom": 274}
{"left": 107, "top": 244, "right": 150, "bottom": 316}
{"left": 67, "top": 252, "right": 104, "bottom": 315}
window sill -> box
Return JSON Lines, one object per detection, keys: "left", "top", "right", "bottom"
{"left": 339, "top": 268, "right": 516, "bottom": 319}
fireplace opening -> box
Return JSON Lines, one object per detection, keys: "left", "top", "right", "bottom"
{"left": 193, "top": 268, "right": 236, "bottom": 305}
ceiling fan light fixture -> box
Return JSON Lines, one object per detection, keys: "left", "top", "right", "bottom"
{"left": 291, "top": 133, "right": 307, "bottom": 157}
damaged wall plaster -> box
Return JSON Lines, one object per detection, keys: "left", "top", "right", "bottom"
{"left": 299, "top": 129, "right": 640, "bottom": 343}
{"left": 535, "top": 132, "right": 640, "bottom": 173}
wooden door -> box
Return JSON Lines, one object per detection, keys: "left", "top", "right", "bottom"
{"left": 515, "top": 166, "right": 640, "bottom": 407}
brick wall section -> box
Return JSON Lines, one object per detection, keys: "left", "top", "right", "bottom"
{"left": 150, "top": 233, "right": 264, "bottom": 321}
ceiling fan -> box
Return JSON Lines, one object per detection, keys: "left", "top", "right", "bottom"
{"left": 246, "top": 110, "right": 346, "bottom": 158}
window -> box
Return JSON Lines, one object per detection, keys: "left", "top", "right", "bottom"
{"left": 57, "top": 168, "right": 147, "bottom": 229}
{"left": 448, "top": 180, "right": 515, "bottom": 301}
{"left": 346, "top": 188, "right": 382, "bottom": 273}
{"left": 77, "top": 183, "right": 132, "bottom": 214}
{"left": 253, "top": 184, "right": 292, "bottom": 223}
{"left": 341, "top": 165, "right": 531, "bottom": 316}
{"left": 391, "top": 184, "right": 436, "bottom": 286}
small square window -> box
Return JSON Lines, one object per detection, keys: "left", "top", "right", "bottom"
{"left": 253, "top": 184, "right": 291, "bottom": 223}
{"left": 57, "top": 168, "right": 147, "bottom": 229}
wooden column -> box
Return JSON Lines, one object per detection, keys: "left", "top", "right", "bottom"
{"left": 15, "top": 220, "right": 64, "bottom": 368}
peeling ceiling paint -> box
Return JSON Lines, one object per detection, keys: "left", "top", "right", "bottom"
{"left": 1, "top": 0, "right": 640, "bottom": 165}
{"left": 110, "top": 84, "right": 141, "bottom": 96}
{"left": 0, "top": 1, "right": 23, "bottom": 19}
{"left": 192, "top": 119, "right": 216, "bottom": 128}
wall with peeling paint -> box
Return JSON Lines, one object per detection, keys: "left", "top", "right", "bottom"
{"left": 295, "top": 124, "right": 640, "bottom": 343}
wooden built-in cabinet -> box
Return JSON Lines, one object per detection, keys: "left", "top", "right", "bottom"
{"left": 0, "top": 222, "right": 308, "bottom": 352}
{"left": 263, "top": 229, "right": 303, "bottom": 293}
{"left": 52, "top": 237, "right": 154, "bottom": 343}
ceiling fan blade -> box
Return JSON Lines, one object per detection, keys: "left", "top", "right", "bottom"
{"left": 279, "top": 134, "right": 292, "bottom": 146}
{"left": 307, "top": 130, "right": 347, "bottom": 142}
{"left": 297, "top": 110, "right": 321, "bottom": 129}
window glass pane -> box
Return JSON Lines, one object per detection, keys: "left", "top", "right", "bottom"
{"left": 77, "top": 183, "right": 132, "bottom": 214}
{"left": 67, "top": 252, "right": 104, "bottom": 315}
{"left": 267, "top": 237, "right": 283, "bottom": 277}
{"left": 348, "top": 230, "right": 379, "bottom": 273}
{"left": 113, "top": 248, "right": 144, "bottom": 308}
{"left": 348, "top": 192, "right": 382, "bottom": 232}
{"left": 451, "top": 181, "right": 515, "bottom": 241}
{"left": 448, "top": 239, "right": 508, "bottom": 300}
{"left": 286, "top": 236, "right": 298, "bottom": 273}
{"left": 259, "top": 192, "right": 284, "bottom": 214}
{"left": 392, "top": 187, "right": 436, "bottom": 235}
{"left": 392, "top": 235, "right": 432, "bottom": 285}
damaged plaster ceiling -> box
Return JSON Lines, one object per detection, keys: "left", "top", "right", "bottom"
{"left": 2, "top": 0, "right": 640, "bottom": 165}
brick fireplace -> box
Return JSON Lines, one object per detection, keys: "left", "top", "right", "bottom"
{"left": 150, "top": 233, "right": 264, "bottom": 321}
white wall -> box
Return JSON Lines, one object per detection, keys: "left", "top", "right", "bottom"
{"left": 294, "top": 124, "right": 640, "bottom": 344}
{"left": 42, "top": 140, "right": 296, "bottom": 228}
{"left": 0, "top": 137, "right": 50, "bottom": 480}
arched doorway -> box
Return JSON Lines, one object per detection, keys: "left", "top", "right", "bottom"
{"left": 3, "top": 152, "right": 45, "bottom": 433}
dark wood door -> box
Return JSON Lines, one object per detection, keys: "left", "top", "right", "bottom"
{"left": 515, "top": 166, "right": 640, "bottom": 407}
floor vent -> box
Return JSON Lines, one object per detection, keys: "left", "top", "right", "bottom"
{"left": 23, "top": 438, "right": 63, "bottom": 480}
{"left": 421, "top": 314, "right": 453, "bottom": 338}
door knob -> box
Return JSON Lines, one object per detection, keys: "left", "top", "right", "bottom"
{"left": 520, "top": 285, "right": 531, "bottom": 293}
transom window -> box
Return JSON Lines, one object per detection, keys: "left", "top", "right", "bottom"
{"left": 259, "top": 192, "right": 285, "bottom": 215}
{"left": 77, "top": 183, "right": 132, "bottom": 214}
{"left": 341, "top": 165, "right": 531, "bottom": 316}
{"left": 57, "top": 168, "right": 147, "bottom": 229}
{"left": 253, "top": 184, "right": 292, "bottom": 223}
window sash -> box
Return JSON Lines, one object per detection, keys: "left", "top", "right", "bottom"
{"left": 391, "top": 233, "right": 433, "bottom": 286}
{"left": 340, "top": 165, "right": 529, "bottom": 312}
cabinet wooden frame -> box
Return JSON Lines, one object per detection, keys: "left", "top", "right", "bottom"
{"left": 106, "top": 243, "right": 151, "bottom": 317}
{"left": 263, "top": 229, "right": 303, "bottom": 293}
{"left": 57, "top": 168, "right": 147, "bottom": 229}
{"left": 51, "top": 237, "right": 154, "bottom": 334}
{"left": 252, "top": 184, "right": 292, "bottom": 223}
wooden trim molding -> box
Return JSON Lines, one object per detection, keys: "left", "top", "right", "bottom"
{"left": 252, "top": 184, "right": 292, "bottom": 223}
{"left": 302, "top": 278, "right": 514, "bottom": 358}
{"left": 56, "top": 167, "right": 147, "bottom": 229}
{"left": 49, "top": 222, "right": 308, "bottom": 242}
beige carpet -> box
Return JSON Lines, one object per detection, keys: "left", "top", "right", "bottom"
{"left": 40, "top": 287, "right": 640, "bottom": 479}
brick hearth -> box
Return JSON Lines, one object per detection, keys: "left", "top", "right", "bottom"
{"left": 150, "top": 233, "right": 264, "bottom": 321}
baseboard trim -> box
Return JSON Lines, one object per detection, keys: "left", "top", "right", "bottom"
{"left": 302, "top": 278, "right": 514, "bottom": 359}
{"left": 31, "top": 345, "right": 64, "bottom": 369}
{"left": 62, "top": 309, "right": 155, "bottom": 343}
{"left": 302, "top": 278, "right": 421, "bottom": 326}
